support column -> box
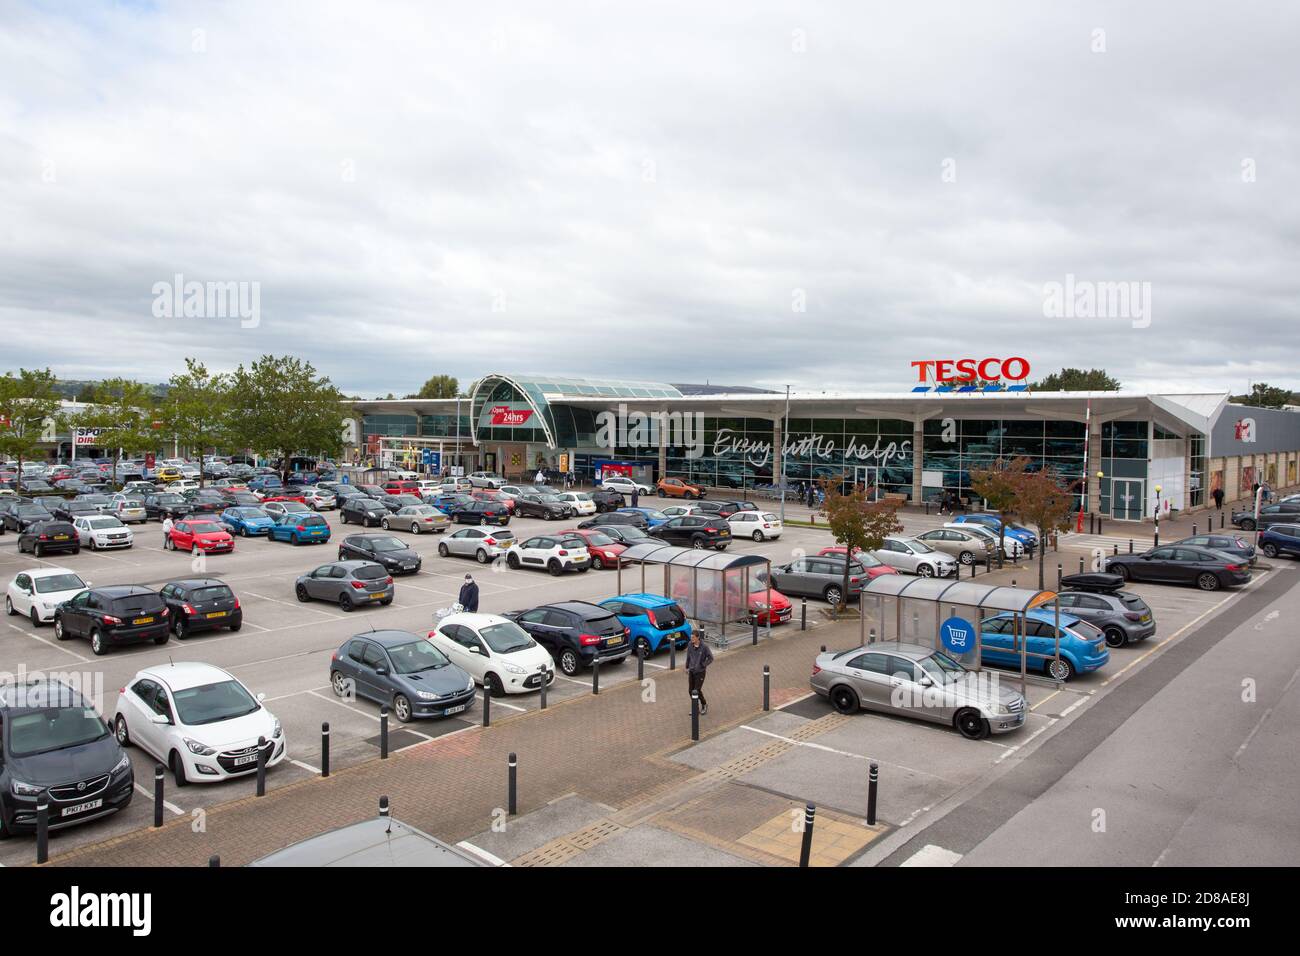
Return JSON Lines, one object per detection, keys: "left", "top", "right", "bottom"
{"left": 1086, "top": 428, "right": 1103, "bottom": 514}
{"left": 911, "top": 420, "right": 924, "bottom": 504}
{"left": 773, "top": 416, "right": 784, "bottom": 488}
{"left": 657, "top": 411, "right": 667, "bottom": 480}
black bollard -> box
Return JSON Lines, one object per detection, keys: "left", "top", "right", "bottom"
{"left": 800, "top": 597, "right": 807, "bottom": 631}
{"left": 690, "top": 690, "right": 699, "bottom": 741}
{"left": 539, "top": 670, "right": 548, "bottom": 709}
{"left": 669, "top": 636, "right": 677, "bottom": 671}
{"left": 1078, "top": 556, "right": 1084, "bottom": 574}
{"left": 379, "top": 708, "right": 389, "bottom": 759}
{"left": 752, "top": 619, "right": 759, "bottom": 646}
{"left": 867, "top": 762, "right": 879, "bottom": 825}
{"left": 1097, "top": 517, "right": 1103, "bottom": 536}
{"left": 592, "top": 655, "right": 600, "bottom": 695}
{"left": 1113, "top": 544, "right": 1118, "bottom": 557}
{"left": 153, "top": 763, "right": 165, "bottom": 828}
{"left": 763, "top": 665, "right": 770, "bottom": 711}
{"left": 1192, "top": 523, "right": 1197, "bottom": 536}
{"left": 209, "top": 855, "right": 220, "bottom": 868}
{"left": 637, "top": 643, "right": 644, "bottom": 681}
{"left": 1129, "top": 539, "right": 1133, "bottom": 554}
{"left": 820, "top": 645, "right": 826, "bottom": 653}
{"left": 321, "top": 722, "right": 330, "bottom": 777}
{"left": 379, "top": 795, "right": 390, "bottom": 820}
{"left": 1056, "top": 563, "right": 1062, "bottom": 589}
{"left": 256, "top": 735, "right": 268, "bottom": 796}
{"left": 482, "top": 686, "right": 491, "bottom": 727}
{"left": 36, "top": 799, "right": 49, "bottom": 864}
{"left": 799, "top": 804, "right": 816, "bottom": 867}
{"left": 508, "top": 752, "right": 517, "bottom": 816}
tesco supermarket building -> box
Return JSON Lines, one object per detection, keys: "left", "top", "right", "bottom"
{"left": 347, "top": 373, "right": 1300, "bottom": 521}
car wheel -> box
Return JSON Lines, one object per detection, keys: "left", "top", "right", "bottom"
{"left": 296, "top": 583, "right": 310, "bottom": 602}
{"left": 558, "top": 648, "right": 580, "bottom": 676}
{"left": 485, "top": 673, "right": 505, "bottom": 697}
{"left": 339, "top": 594, "right": 354, "bottom": 612}
{"left": 90, "top": 629, "right": 107, "bottom": 656}
{"left": 1241, "top": 519, "right": 1256, "bottom": 531}
{"left": 1262, "top": 543, "right": 1278, "bottom": 558}
{"left": 917, "top": 563, "right": 935, "bottom": 578}
{"left": 634, "top": 635, "right": 653, "bottom": 658}
{"left": 411, "top": 522, "right": 420, "bottom": 534}
{"left": 33, "top": 543, "right": 43, "bottom": 558}
{"left": 1113, "top": 564, "right": 1131, "bottom": 582}
{"left": 474, "top": 548, "right": 490, "bottom": 564}
{"left": 830, "top": 684, "right": 859, "bottom": 714}
{"left": 590, "top": 554, "right": 605, "bottom": 569}
{"left": 381, "top": 519, "right": 390, "bottom": 531}
{"left": 3, "top": 596, "right": 11, "bottom": 617}
{"left": 229, "top": 621, "right": 241, "bottom": 632}
{"left": 1046, "top": 657, "right": 1074, "bottom": 681}
{"left": 239, "top": 526, "right": 248, "bottom": 536}
{"left": 340, "top": 512, "right": 349, "bottom": 524}
{"left": 1197, "top": 572, "right": 1221, "bottom": 592}
{"left": 89, "top": 538, "right": 98, "bottom": 551}
{"left": 657, "top": 489, "right": 666, "bottom": 497}
{"left": 691, "top": 535, "right": 707, "bottom": 550}
{"left": 958, "top": 550, "right": 974, "bottom": 565}
{"left": 331, "top": 670, "right": 350, "bottom": 697}
{"left": 547, "top": 559, "right": 563, "bottom": 576}
{"left": 1103, "top": 626, "right": 1127, "bottom": 649}
{"left": 393, "top": 694, "right": 413, "bottom": 723}
{"left": 54, "top": 617, "right": 68, "bottom": 639}
{"left": 174, "top": 616, "right": 188, "bottom": 639}
{"left": 955, "top": 708, "right": 989, "bottom": 740}
{"left": 438, "top": 542, "right": 450, "bottom": 557}
{"left": 114, "top": 714, "right": 131, "bottom": 747}
{"left": 507, "top": 552, "right": 521, "bottom": 569}
{"left": 170, "top": 750, "right": 189, "bottom": 787}
{"left": 30, "top": 608, "right": 42, "bottom": 627}
{"left": 752, "top": 530, "right": 763, "bottom": 541}
{"left": 480, "top": 517, "right": 490, "bottom": 526}
{"left": 824, "top": 585, "right": 843, "bottom": 606}
{"left": 154, "top": 630, "right": 169, "bottom": 645}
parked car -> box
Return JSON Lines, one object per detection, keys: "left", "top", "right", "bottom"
{"left": 246, "top": 475, "right": 285, "bottom": 497}
{"left": 429, "top": 493, "right": 475, "bottom": 515}
{"left": 448, "top": 500, "right": 512, "bottom": 526}
{"left": 979, "top": 610, "right": 1110, "bottom": 681}
{"left": 165, "top": 518, "right": 235, "bottom": 554}
{"left": 262, "top": 500, "right": 313, "bottom": 521}
{"left": 589, "top": 489, "right": 625, "bottom": 513}
{"left": 438, "top": 527, "right": 517, "bottom": 563}
{"left": 427, "top": 613, "right": 555, "bottom": 696}
{"left": 160, "top": 578, "right": 243, "bottom": 637}
{"left": 338, "top": 534, "right": 421, "bottom": 574}
{"left": 505, "top": 534, "right": 591, "bottom": 575}
{"left": 951, "top": 513, "right": 1038, "bottom": 551}
{"left": 1172, "top": 533, "right": 1256, "bottom": 564}
{"left": 870, "top": 535, "right": 958, "bottom": 578}
{"left": 768, "top": 554, "right": 892, "bottom": 605}
{"left": 143, "top": 493, "right": 192, "bottom": 521}
{"left": 562, "top": 528, "right": 625, "bottom": 569}
{"left": 655, "top": 476, "right": 704, "bottom": 499}
{"left": 598, "top": 594, "right": 691, "bottom": 657}
{"left": 17, "top": 519, "right": 81, "bottom": 557}
{"left": 618, "top": 506, "right": 669, "bottom": 528}
{"left": 382, "top": 504, "right": 449, "bottom": 534}
{"left": 114, "top": 662, "right": 285, "bottom": 786}
{"left": 650, "top": 514, "right": 731, "bottom": 550}
{"left": 54, "top": 585, "right": 170, "bottom": 654}
{"left": 1105, "top": 545, "right": 1251, "bottom": 591}
{"left": 50, "top": 500, "right": 100, "bottom": 523}
{"left": 600, "top": 475, "right": 653, "bottom": 497}
{"left": 437, "top": 477, "right": 474, "bottom": 494}
{"left": 268, "top": 511, "right": 331, "bottom": 545}
{"left": 331, "top": 630, "right": 476, "bottom": 720}
{"left": 471, "top": 490, "right": 517, "bottom": 513}
{"left": 72, "top": 493, "right": 114, "bottom": 514}
{"left": 810, "top": 643, "right": 1027, "bottom": 739}
{"left": 503, "top": 601, "right": 632, "bottom": 675}
{"left": 226, "top": 491, "right": 264, "bottom": 508}
{"left": 513, "top": 493, "right": 572, "bottom": 520}
{"left": 1258, "top": 523, "right": 1300, "bottom": 560}
{"left": 300, "top": 487, "right": 337, "bottom": 511}
{"left": 295, "top": 561, "right": 394, "bottom": 611}
{"left": 0, "top": 678, "right": 134, "bottom": 835}
{"left": 339, "top": 497, "right": 389, "bottom": 527}
{"left": 5, "top": 567, "right": 89, "bottom": 626}
{"left": 726, "top": 510, "right": 783, "bottom": 541}
{"left": 3, "top": 503, "right": 54, "bottom": 533}
{"left": 944, "top": 521, "right": 1024, "bottom": 559}
{"left": 913, "top": 526, "right": 995, "bottom": 566}
{"left": 660, "top": 504, "right": 707, "bottom": 518}
{"left": 109, "top": 496, "right": 148, "bottom": 524}
{"left": 73, "top": 515, "right": 134, "bottom": 551}
{"left": 577, "top": 510, "right": 647, "bottom": 531}
{"left": 467, "top": 472, "right": 506, "bottom": 489}
{"left": 1231, "top": 500, "right": 1300, "bottom": 531}
{"left": 220, "top": 506, "right": 275, "bottom": 537}
{"left": 704, "top": 500, "right": 759, "bottom": 519}
{"left": 589, "top": 524, "right": 652, "bottom": 546}
{"left": 1050, "top": 574, "right": 1156, "bottom": 647}
{"left": 813, "top": 547, "right": 900, "bottom": 580}
{"left": 181, "top": 491, "right": 228, "bottom": 515}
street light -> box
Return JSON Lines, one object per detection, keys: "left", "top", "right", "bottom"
{"left": 1154, "top": 484, "right": 1162, "bottom": 546}
{"left": 779, "top": 384, "right": 791, "bottom": 524}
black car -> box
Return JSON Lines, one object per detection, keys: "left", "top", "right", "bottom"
{"left": 386, "top": 493, "right": 425, "bottom": 510}
{"left": 159, "top": 578, "right": 243, "bottom": 638}
{"left": 368, "top": 493, "right": 409, "bottom": 515}
{"left": 1172, "top": 533, "right": 1256, "bottom": 564}
{"left": 329, "top": 631, "right": 476, "bottom": 722}
{"left": 337, "top": 533, "right": 422, "bottom": 574}
{"left": 1104, "top": 545, "right": 1251, "bottom": 591}
{"left": 17, "top": 520, "right": 81, "bottom": 557}
{"left": 226, "top": 491, "right": 264, "bottom": 508}
{"left": 590, "top": 524, "right": 652, "bottom": 546}
{"left": 577, "top": 510, "right": 646, "bottom": 530}
{"left": 4, "top": 503, "right": 54, "bottom": 532}
{"left": 72, "top": 493, "right": 113, "bottom": 512}
{"left": 448, "top": 500, "right": 511, "bottom": 526}
{"left": 332, "top": 486, "right": 371, "bottom": 507}
{"left": 588, "top": 489, "right": 625, "bottom": 513}
{"left": 356, "top": 484, "right": 389, "bottom": 499}
{"left": 504, "top": 601, "right": 632, "bottom": 676}
{"left": 54, "top": 585, "right": 171, "bottom": 655}
{"left": 0, "top": 679, "right": 134, "bottom": 837}
{"left": 182, "top": 491, "right": 228, "bottom": 514}
{"left": 512, "top": 493, "right": 571, "bottom": 520}
{"left": 51, "top": 500, "right": 99, "bottom": 522}
{"left": 710, "top": 500, "right": 758, "bottom": 519}
{"left": 143, "top": 493, "right": 192, "bottom": 520}
{"left": 339, "top": 496, "right": 389, "bottom": 527}
{"left": 650, "top": 514, "right": 732, "bottom": 550}
{"left": 1230, "top": 500, "right": 1300, "bottom": 531}
{"left": 16, "top": 479, "right": 54, "bottom": 494}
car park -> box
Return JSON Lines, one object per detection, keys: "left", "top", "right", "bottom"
{"left": 160, "top": 579, "right": 243, "bottom": 637}
{"left": 1231, "top": 500, "right": 1300, "bottom": 530}
{"left": 1172, "top": 533, "right": 1256, "bottom": 564}
{"left": 726, "top": 510, "right": 783, "bottom": 541}
{"left": 468, "top": 471, "right": 506, "bottom": 489}
{"left": 339, "top": 497, "right": 389, "bottom": 527}
{"left": 506, "top": 533, "right": 590, "bottom": 574}
{"left": 338, "top": 533, "right": 422, "bottom": 574}
{"left": 913, "top": 526, "right": 995, "bottom": 566}
{"left": 598, "top": 593, "right": 691, "bottom": 656}
{"left": 331, "top": 631, "right": 477, "bottom": 720}
{"left": 166, "top": 518, "right": 236, "bottom": 554}
{"left": 562, "top": 528, "right": 626, "bottom": 568}
{"left": 109, "top": 496, "right": 148, "bottom": 524}
{"left": 504, "top": 601, "right": 631, "bottom": 675}
{"left": 73, "top": 515, "right": 134, "bottom": 550}
{"left": 295, "top": 561, "right": 395, "bottom": 611}
{"left": 268, "top": 511, "right": 331, "bottom": 545}
{"left": 114, "top": 662, "right": 285, "bottom": 786}
{"left": 220, "top": 506, "right": 275, "bottom": 537}
{"left": 383, "top": 504, "right": 450, "bottom": 534}
{"left": 5, "top": 568, "right": 89, "bottom": 626}
{"left": 1050, "top": 574, "right": 1156, "bottom": 647}
{"left": 600, "top": 475, "right": 653, "bottom": 497}
{"left": 427, "top": 613, "right": 555, "bottom": 696}
{"left": 650, "top": 513, "right": 731, "bottom": 550}
{"left": 0, "top": 678, "right": 134, "bottom": 836}
{"left": 656, "top": 476, "right": 704, "bottom": 499}
{"left": 811, "top": 643, "right": 1028, "bottom": 739}
{"left": 54, "top": 585, "right": 171, "bottom": 654}
{"left": 978, "top": 610, "right": 1110, "bottom": 681}
{"left": 870, "top": 535, "right": 958, "bottom": 577}
{"left": 448, "top": 500, "right": 512, "bottom": 526}
{"left": 438, "top": 527, "right": 517, "bottom": 563}
{"left": 512, "top": 493, "right": 572, "bottom": 520}
{"left": 1105, "top": 545, "right": 1251, "bottom": 591}
{"left": 1258, "top": 524, "right": 1300, "bottom": 560}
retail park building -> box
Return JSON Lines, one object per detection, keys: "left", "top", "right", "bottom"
{"left": 346, "top": 373, "right": 1300, "bottom": 522}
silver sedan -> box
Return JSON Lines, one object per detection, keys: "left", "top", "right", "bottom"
{"left": 437, "top": 527, "right": 517, "bottom": 563}
{"left": 871, "top": 535, "right": 959, "bottom": 577}
{"left": 383, "top": 505, "right": 449, "bottom": 534}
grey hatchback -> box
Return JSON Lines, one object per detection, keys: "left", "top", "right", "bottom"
{"left": 1050, "top": 574, "right": 1156, "bottom": 648}
{"left": 295, "top": 560, "right": 394, "bottom": 611}
{"left": 330, "top": 630, "right": 476, "bottom": 722}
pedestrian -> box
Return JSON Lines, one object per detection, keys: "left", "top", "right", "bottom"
{"left": 685, "top": 630, "right": 713, "bottom": 715}
{"left": 1212, "top": 485, "right": 1224, "bottom": 510}
{"left": 535, "top": 468, "right": 545, "bottom": 487}
{"left": 161, "top": 514, "right": 174, "bottom": 548}
{"left": 631, "top": 484, "right": 640, "bottom": 508}
{"left": 1262, "top": 481, "right": 1273, "bottom": 503}
{"left": 457, "top": 573, "right": 479, "bottom": 613}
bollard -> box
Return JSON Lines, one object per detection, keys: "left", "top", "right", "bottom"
{"left": 592, "top": 655, "right": 600, "bottom": 695}
{"left": 379, "top": 795, "right": 390, "bottom": 819}
{"left": 508, "top": 752, "right": 517, "bottom": 816}
{"left": 690, "top": 691, "right": 700, "bottom": 741}
{"left": 1056, "top": 563, "right": 1062, "bottom": 589}
{"left": 482, "top": 685, "right": 491, "bottom": 727}
{"left": 153, "top": 763, "right": 165, "bottom": 828}
{"left": 379, "top": 707, "right": 389, "bottom": 759}
{"left": 799, "top": 804, "right": 816, "bottom": 867}
{"left": 1154, "top": 528, "right": 1160, "bottom": 547}
{"left": 256, "top": 735, "right": 268, "bottom": 796}
{"left": 867, "top": 761, "right": 880, "bottom": 826}
{"left": 820, "top": 645, "right": 827, "bottom": 653}
{"left": 669, "top": 636, "right": 677, "bottom": 671}
{"left": 1097, "top": 517, "right": 1103, "bottom": 536}
{"left": 539, "top": 670, "right": 548, "bottom": 709}
{"left": 1129, "top": 539, "right": 1133, "bottom": 554}
{"left": 1192, "top": 523, "right": 1197, "bottom": 536}
{"left": 637, "top": 643, "right": 644, "bottom": 681}
{"left": 1078, "top": 556, "right": 1084, "bottom": 574}
{"left": 762, "top": 665, "right": 771, "bottom": 711}
{"left": 36, "top": 799, "right": 49, "bottom": 864}
{"left": 752, "top": 619, "right": 759, "bottom": 646}
{"left": 321, "top": 721, "right": 330, "bottom": 777}
{"left": 800, "top": 597, "right": 807, "bottom": 631}
{"left": 1113, "top": 544, "right": 1118, "bottom": 557}
{"left": 209, "top": 855, "right": 220, "bottom": 868}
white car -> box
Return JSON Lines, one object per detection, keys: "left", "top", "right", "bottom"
{"left": 114, "top": 662, "right": 286, "bottom": 786}
{"left": 943, "top": 522, "right": 1024, "bottom": 559}
{"left": 427, "top": 612, "right": 555, "bottom": 696}
{"left": 414, "top": 480, "right": 442, "bottom": 497}
{"left": 438, "top": 477, "right": 474, "bottom": 494}
{"left": 5, "top": 567, "right": 89, "bottom": 625}
{"left": 505, "top": 533, "right": 591, "bottom": 575}
{"left": 108, "top": 495, "right": 148, "bottom": 523}
{"left": 468, "top": 472, "right": 506, "bottom": 489}
{"left": 601, "top": 475, "right": 653, "bottom": 497}
{"left": 726, "top": 510, "right": 783, "bottom": 541}
{"left": 551, "top": 492, "right": 596, "bottom": 516}
{"left": 300, "top": 487, "right": 337, "bottom": 510}
{"left": 263, "top": 500, "right": 313, "bottom": 520}
{"left": 73, "top": 515, "right": 135, "bottom": 550}
{"left": 385, "top": 467, "right": 419, "bottom": 479}
{"left": 171, "top": 479, "right": 200, "bottom": 493}
{"left": 660, "top": 503, "right": 707, "bottom": 518}
{"left": 872, "top": 535, "right": 959, "bottom": 578}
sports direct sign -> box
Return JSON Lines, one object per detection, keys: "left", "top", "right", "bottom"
{"left": 910, "top": 357, "right": 1031, "bottom": 393}
{"left": 486, "top": 404, "right": 534, "bottom": 426}
{"left": 74, "top": 427, "right": 102, "bottom": 446}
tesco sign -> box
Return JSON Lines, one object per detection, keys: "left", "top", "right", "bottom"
{"left": 911, "top": 357, "right": 1031, "bottom": 384}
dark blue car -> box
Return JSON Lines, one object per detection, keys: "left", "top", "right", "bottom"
{"left": 597, "top": 593, "right": 692, "bottom": 657}
{"left": 1259, "top": 523, "right": 1300, "bottom": 560}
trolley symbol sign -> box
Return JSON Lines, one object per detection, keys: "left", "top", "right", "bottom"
{"left": 940, "top": 616, "right": 976, "bottom": 654}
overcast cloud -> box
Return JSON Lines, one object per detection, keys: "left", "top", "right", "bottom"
{"left": 1, "top": 0, "right": 1297, "bottom": 397}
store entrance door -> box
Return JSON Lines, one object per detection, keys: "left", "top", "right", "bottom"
{"left": 1111, "top": 478, "right": 1144, "bottom": 521}
{"left": 854, "top": 466, "right": 880, "bottom": 501}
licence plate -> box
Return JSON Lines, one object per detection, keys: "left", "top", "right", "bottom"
{"left": 719, "top": 531, "right": 730, "bottom": 536}
{"left": 133, "top": 616, "right": 154, "bottom": 625}
{"left": 369, "top": 593, "right": 383, "bottom": 600}
{"left": 232, "top": 753, "right": 257, "bottom": 767}
{"left": 574, "top": 555, "right": 586, "bottom": 562}
{"left": 606, "top": 635, "right": 624, "bottom": 645}
{"left": 206, "top": 611, "right": 227, "bottom": 618}
{"left": 54, "top": 535, "right": 69, "bottom": 540}
{"left": 443, "top": 704, "right": 467, "bottom": 715}
{"left": 62, "top": 798, "right": 102, "bottom": 817}
{"left": 1141, "top": 614, "right": 1151, "bottom": 623}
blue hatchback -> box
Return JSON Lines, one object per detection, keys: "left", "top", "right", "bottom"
{"left": 978, "top": 609, "right": 1108, "bottom": 681}
{"left": 268, "top": 512, "right": 332, "bottom": 545}
{"left": 598, "top": 593, "right": 692, "bottom": 656}
{"left": 1258, "top": 524, "right": 1300, "bottom": 560}
{"left": 221, "top": 506, "right": 275, "bottom": 537}
{"left": 952, "top": 514, "right": 1038, "bottom": 550}
{"left": 617, "top": 507, "right": 670, "bottom": 528}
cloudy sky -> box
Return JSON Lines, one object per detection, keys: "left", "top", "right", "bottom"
{"left": 2, "top": 0, "right": 1297, "bottom": 397}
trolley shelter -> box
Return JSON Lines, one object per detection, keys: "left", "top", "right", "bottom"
{"left": 858, "top": 576, "right": 1064, "bottom": 693}
{"left": 614, "top": 544, "right": 773, "bottom": 647}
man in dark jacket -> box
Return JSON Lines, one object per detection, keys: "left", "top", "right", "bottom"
{"left": 457, "top": 574, "right": 479, "bottom": 613}
{"left": 1211, "top": 485, "right": 1224, "bottom": 510}
{"left": 685, "top": 632, "right": 713, "bottom": 715}
{"left": 630, "top": 484, "right": 639, "bottom": 508}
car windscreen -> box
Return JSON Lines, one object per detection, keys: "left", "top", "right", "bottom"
{"left": 353, "top": 565, "right": 388, "bottom": 581}
{"left": 34, "top": 573, "right": 85, "bottom": 594}
{"left": 388, "top": 639, "right": 451, "bottom": 673}
{"left": 920, "top": 651, "right": 966, "bottom": 683}
{"left": 583, "top": 532, "right": 616, "bottom": 546}
{"left": 1119, "top": 593, "right": 1150, "bottom": 612}
{"left": 173, "top": 679, "right": 259, "bottom": 725}
{"left": 120, "top": 499, "right": 144, "bottom": 507}
{"left": 299, "top": 516, "right": 326, "bottom": 527}
{"left": 16, "top": 506, "right": 50, "bottom": 516}
{"left": 188, "top": 522, "right": 224, "bottom": 534}
{"left": 1068, "top": 620, "right": 1104, "bottom": 641}
{"left": 369, "top": 537, "right": 406, "bottom": 551}
{"left": 86, "top": 517, "right": 123, "bottom": 529}
{"left": 108, "top": 593, "right": 163, "bottom": 615}
{"left": 6, "top": 706, "right": 109, "bottom": 757}
{"left": 155, "top": 495, "right": 184, "bottom": 504}
{"left": 479, "top": 621, "right": 537, "bottom": 654}
{"left": 558, "top": 536, "right": 586, "bottom": 549}
{"left": 190, "top": 586, "right": 234, "bottom": 602}
{"left": 585, "top": 613, "right": 626, "bottom": 636}
{"left": 906, "top": 538, "right": 935, "bottom": 553}
{"left": 231, "top": 508, "right": 265, "bottom": 518}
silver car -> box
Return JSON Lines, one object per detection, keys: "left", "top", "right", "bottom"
{"left": 109, "top": 496, "right": 148, "bottom": 524}
{"left": 944, "top": 522, "right": 1024, "bottom": 560}
{"left": 913, "top": 527, "right": 995, "bottom": 566}
{"left": 872, "top": 535, "right": 958, "bottom": 577}
{"left": 384, "top": 505, "right": 450, "bottom": 534}
{"left": 294, "top": 560, "right": 394, "bottom": 611}
{"left": 468, "top": 472, "right": 505, "bottom": 489}
{"left": 301, "top": 488, "right": 337, "bottom": 510}
{"left": 438, "top": 526, "right": 517, "bottom": 563}
{"left": 810, "top": 642, "right": 1027, "bottom": 739}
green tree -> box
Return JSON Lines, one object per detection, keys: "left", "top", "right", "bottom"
{"left": 1030, "top": 368, "right": 1121, "bottom": 392}
{"left": 76, "top": 383, "right": 100, "bottom": 404}
{"left": 1234, "top": 383, "right": 1293, "bottom": 408}
{"left": 1015, "top": 466, "right": 1077, "bottom": 589}
{"left": 69, "top": 379, "right": 160, "bottom": 485}
{"left": 165, "top": 359, "right": 230, "bottom": 489}
{"left": 818, "top": 478, "right": 904, "bottom": 612}
{"left": 0, "top": 368, "right": 64, "bottom": 479}
{"left": 407, "top": 374, "right": 460, "bottom": 400}
{"left": 970, "top": 457, "right": 1030, "bottom": 564}
{"left": 226, "top": 356, "right": 345, "bottom": 480}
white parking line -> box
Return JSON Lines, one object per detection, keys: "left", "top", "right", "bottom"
{"left": 738, "top": 724, "right": 948, "bottom": 778}
{"left": 305, "top": 690, "right": 434, "bottom": 739}
{"left": 455, "top": 840, "right": 510, "bottom": 866}
{"left": 994, "top": 720, "right": 1054, "bottom": 762}
{"left": 900, "top": 844, "right": 963, "bottom": 867}
{"left": 489, "top": 697, "right": 527, "bottom": 712}
{"left": 5, "top": 622, "right": 91, "bottom": 662}
{"left": 133, "top": 782, "right": 184, "bottom": 816}
{"left": 243, "top": 590, "right": 348, "bottom": 620}
{"left": 289, "top": 758, "right": 321, "bottom": 774}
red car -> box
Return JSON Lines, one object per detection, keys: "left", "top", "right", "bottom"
{"left": 262, "top": 491, "right": 307, "bottom": 504}
{"left": 472, "top": 490, "right": 516, "bottom": 513}
{"left": 166, "top": 519, "right": 235, "bottom": 554}
{"left": 669, "top": 575, "right": 794, "bottom": 625}
{"left": 563, "top": 528, "right": 626, "bottom": 569}
{"left": 817, "top": 546, "right": 900, "bottom": 579}
{"left": 384, "top": 479, "right": 421, "bottom": 495}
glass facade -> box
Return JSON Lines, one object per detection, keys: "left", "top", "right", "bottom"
{"left": 361, "top": 413, "right": 470, "bottom": 438}
{"left": 924, "top": 418, "right": 1088, "bottom": 507}
{"left": 1098, "top": 420, "right": 1150, "bottom": 518}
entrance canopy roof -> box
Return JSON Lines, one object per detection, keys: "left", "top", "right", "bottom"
{"left": 617, "top": 542, "right": 770, "bottom": 571}
{"left": 861, "top": 575, "right": 1056, "bottom": 612}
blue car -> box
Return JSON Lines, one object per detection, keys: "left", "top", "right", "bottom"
{"left": 267, "top": 512, "right": 331, "bottom": 545}
{"left": 221, "top": 506, "right": 275, "bottom": 537}
{"left": 430, "top": 494, "right": 473, "bottom": 515}
{"left": 978, "top": 609, "right": 1109, "bottom": 681}
{"left": 598, "top": 593, "right": 692, "bottom": 657}
{"left": 952, "top": 514, "right": 1038, "bottom": 550}
{"left": 617, "top": 506, "right": 670, "bottom": 528}
{"left": 248, "top": 476, "right": 285, "bottom": 496}
{"left": 1255, "top": 524, "right": 1300, "bottom": 561}
{"left": 286, "top": 471, "right": 319, "bottom": 485}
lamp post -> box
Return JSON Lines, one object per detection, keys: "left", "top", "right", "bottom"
{"left": 779, "top": 385, "right": 791, "bottom": 524}
{"left": 1154, "top": 484, "right": 1162, "bottom": 546}
{"left": 1096, "top": 470, "right": 1104, "bottom": 529}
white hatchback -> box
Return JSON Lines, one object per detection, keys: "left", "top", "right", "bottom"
{"left": 505, "top": 533, "right": 591, "bottom": 575}
{"left": 601, "top": 475, "right": 652, "bottom": 496}
{"left": 73, "top": 515, "right": 135, "bottom": 550}
{"left": 551, "top": 492, "right": 596, "bottom": 516}
{"left": 6, "top": 567, "right": 89, "bottom": 625}
{"left": 427, "top": 612, "right": 555, "bottom": 695}
{"left": 727, "top": 510, "right": 784, "bottom": 541}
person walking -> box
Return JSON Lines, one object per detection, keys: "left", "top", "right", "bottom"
{"left": 1212, "top": 485, "right": 1224, "bottom": 510}
{"left": 535, "top": 468, "right": 546, "bottom": 487}
{"left": 457, "top": 573, "right": 479, "bottom": 613}
{"left": 161, "top": 514, "right": 174, "bottom": 548}
{"left": 630, "top": 484, "right": 639, "bottom": 508}
{"left": 685, "top": 631, "right": 713, "bottom": 715}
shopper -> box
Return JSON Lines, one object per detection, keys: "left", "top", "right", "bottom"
{"left": 457, "top": 574, "right": 479, "bottom": 613}
{"left": 161, "top": 515, "right": 174, "bottom": 548}
{"left": 685, "top": 631, "right": 713, "bottom": 715}
{"left": 1212, "top": 485, "right": 1224, "bottom": 510}
{"left": 630, "top": 484, "right": 640, "bottom": 507}
{"left": 535, "top": 468, "right": 546, "bottom": 486}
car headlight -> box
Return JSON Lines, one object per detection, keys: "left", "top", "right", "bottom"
{"left": 467, "top": 676, "right": 476, "bottom": 691}
{"left": 503, "top": 662, "right": 526, "bottom": 675}
{"left": 184, "top": 737, "right": 217, "bottom": 756}
{"left": 416, "top": 691, "right": 438, "bottom": 700}
{"left": 10, "top": 779, "right": 44, "bottom": 797}
{"left": 273, "top": 719, "right": 282, "bottom": 738}
{"left": 112, "top": 752, "right": 131, "bottom": 774}
{"left": 993, "top": 703, "right": 1012, "bottom": 716}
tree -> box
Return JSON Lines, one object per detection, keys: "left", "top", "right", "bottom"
{"left": 407, "top": 374, "right": 460, "bottom": 400}
{"left": 1030, "top": 368, "right": 1121, "bottom": 392}
{"left": 76, "top": 383, "right": 100, "bottom": 404}
{"left": 165, "top": 359, "right": 230, "bottom": 489}
{"left": 1234, "top": 383, "right": 1293, "bottom": 408}
{"left": 69, "top": 379, "right": 160, "bottom": 485}
{"left": 0, "top": 368, "right": 64, "bottom": 480}
{"left": 818, "top": 478, "right": 904, "bottom": 613}
{"left": 226, "top": 356, "right": 345, "bottom": 480}
{"left": 970, "top": 457, "right": 1031, "bottom": 564}
{"left": 1015, "top": 466, "right": 1077, "bottom": 589}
